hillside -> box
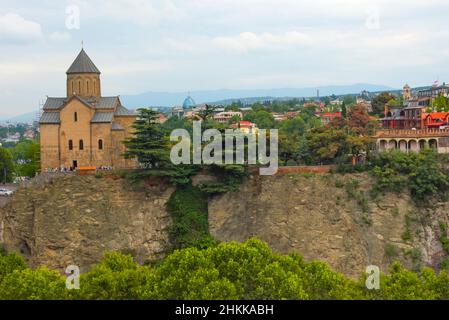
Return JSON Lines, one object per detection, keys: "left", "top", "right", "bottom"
{"left": 1, "top": 172, "right": 448, "bottom": 277}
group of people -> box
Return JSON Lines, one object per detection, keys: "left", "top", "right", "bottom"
{"left": 45, "top": 166, "right": 75, "bottom": 173}
{"left": 97, "top": 166, "right": 114, "bottom": 171}
{"left": 45, "top": 165, "right": 114, "bottom": 173}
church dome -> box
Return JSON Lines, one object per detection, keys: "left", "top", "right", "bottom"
{"left": 182, "top": 96, "right": 196, "bottom": 109}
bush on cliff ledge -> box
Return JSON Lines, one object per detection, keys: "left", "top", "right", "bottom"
{"left": 370, "top": 150, "right": 449, "bottom": 203}
{"left": 2, "top": 238, "right": 449, "bottom": 300}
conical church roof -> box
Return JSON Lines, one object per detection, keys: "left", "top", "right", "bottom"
{"left": 66, "top": 49, "right": 101, "bottom": 74}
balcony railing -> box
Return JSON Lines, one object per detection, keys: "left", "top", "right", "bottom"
{"left": 375, "top": 128, "right": 449, "bottom": 138}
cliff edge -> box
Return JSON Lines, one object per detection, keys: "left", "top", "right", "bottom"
{"left": 209, "top": 173, "right": 449, "bottom": 278}
{"left": 0, "top": 174, "right": 173, "bottom": 272}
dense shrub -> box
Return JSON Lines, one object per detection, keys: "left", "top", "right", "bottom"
{"left": 2, "top": 239, "right": 449, "bottom": 300}
{"left": 0, "top": 251, "right": 26, "bottom": 283}
{"left": 369, "top": 150, "right": 449, "bottom": 203}
{"left": 0, "top": 267, "right": 67, "bottom": 300}
{"left": 166, "top": 185, "right": 216, "bottom": 249}
{"left": 198, "top": 164, "right": 247, "bottom": 194}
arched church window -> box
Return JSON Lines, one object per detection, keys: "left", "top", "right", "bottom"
{"left": 79, "top": 139, "right": 84, "bottom": 150}
{"left": 78, "top": 80, "right": 81, "bottom": 94}
{"left": 98, "top": 139, "right": 103, "bottom": 150}
{"left": 68, "top": 140, "right": 73, "bottom": 150}
{"left": 74, "top": 112, "right": 78, "bottom": 122}
{"left": 87, "top": 81, "right": 89, "bottom": 95}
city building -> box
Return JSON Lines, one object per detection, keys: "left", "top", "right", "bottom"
{"left": 183, "top": 95, "right": 197, "bottom": 109}
{"left": 272, "top": 112, "right": 286, "bottom": 121}
{"left": 381, "top": 108, "right": 406, "bottom": 129}
{"left": 375, "top": 129, "right": 449, "bottom": 154}
{"left": 155, "top": 113, "right": 168, "bottom": 124}
{"left": 213, "top": 111, "right": 243, "bottom": 123}
{"left": 330, "top": 99, "right": 343, "bottom": 106}
{"left": 4, "top": 132, "right": 20, "bottom": 143}
{"left": 381, "top": 82, "right": 449, "bottom": 130}
{"left": 229, "top": 121, "right": 258, "bottom": 134}
{"left": 39, "top": 48, "right": 137, "bottom": 171}
{"left": 320, "top": 112, "right": 342, "bottom": 125}
{"left": 422, "top": 112, "right": 449, "bottom": 129}
{"left": 23, "top": 130, "right": 35, "bottom": 140}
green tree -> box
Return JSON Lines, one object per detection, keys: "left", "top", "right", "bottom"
{"left": 371, "top": 92, "right": 396, "bottom": 116}
{"left": 228, "top": 114, "right": 241, "bottom": 125}
{"left": 244, "top": 110, "right": 275, "bottom": 129}
{"left": 341, "top": 101, "right": 347, "bottom": 118}
{"left": 0, "top": 251, "right": 27, "bottom": 283}
{"left": 12, "top": 140, "right": 40, "bottom": 177}
{"left": 370, "top": 150, "right": 449, "bottom": 202}
{"left": 432, "top": 96, "right": 449, "bottom": 112}
{"left": 0, "top": 147, "right": 15, "bottom": 183}
{"left": 75, "top": 252, "right": 151, "bottom": 300}
{"left": 342, "top": 95, "right": 356, "bottom": 106}
{"left": 124, "top": 108, "right": 171, "bottom": 174}
{"left": 347, "top": 104, "right": 372, "bottom": 134}
{"left": 305, "top": 127, "right": 350, "bottom": 164}
{"left": 408, "top": 152, "right": 449, "bottom": 201}
{"left": 0, "top": 267, "right": 67, "bottom": 300}
{"left": 197, "top": 104, "right": 217, "bottom": 121}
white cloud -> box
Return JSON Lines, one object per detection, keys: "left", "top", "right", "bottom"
{"left": 73, "top": 0, "right": 185, "bottom": 25}
{"left": 0, "top": 13, "right": 42, "bottom": 44}
{"left": 103, "top": 61, "right": 172, "bottom": 75}
{"left": 2, "top": 0, "right": 449, "bottom": 114}
{"left": 48, "top": 31, "right": 72, "bottom": 42}
{"left": 213, "top": 31, "right": 312, "bottom": 53}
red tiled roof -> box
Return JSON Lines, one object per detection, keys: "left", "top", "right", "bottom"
{"left": 423, "top": 112, "right": 449, "bottom": 127}
{"left": 424, "top": 112, "right": 449, "bottom": 121}
{"left": 321, "top": 112, "right": 342, "bottom": 117}
{"left": 239, "top": 121, "right": 255, "bottom": 126}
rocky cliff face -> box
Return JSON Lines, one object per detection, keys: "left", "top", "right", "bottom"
{"left": 0, "top": 174, "right": 173, "bottom": 272}
{"left": 209, "top": 173, "right": 449, "bottom": 278}
{"left": 1, "top": 172, "right": 448, "bottom": 277}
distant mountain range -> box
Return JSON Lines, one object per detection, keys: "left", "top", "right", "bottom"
{"left": 2, "top": 83, "right": 397, "bottom": 123}
{"left": 120, "top": 83, "right": 397, "bottom": 108}
{"left": 0, "top": 111, "right": 38, "bottom": 125}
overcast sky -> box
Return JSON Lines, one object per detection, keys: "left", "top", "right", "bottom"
{"left": 1, "top": 0, "right": 449, "bottom": 116}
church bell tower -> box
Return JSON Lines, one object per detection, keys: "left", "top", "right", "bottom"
{"left": 66, "top": 48, "right": 101, "bottom": 99}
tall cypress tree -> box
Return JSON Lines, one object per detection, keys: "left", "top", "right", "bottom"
{"left": 123, "top": 108, "right": 171, "bottom": 174}
{"left": 341, "top": 101, "right": 347, "bottom": 118}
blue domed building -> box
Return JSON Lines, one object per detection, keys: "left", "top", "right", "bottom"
{"left": 182, "top": 95, "right": 196, "bottom": 109}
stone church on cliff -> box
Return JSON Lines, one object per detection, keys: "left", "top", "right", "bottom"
{"left": 39, "top": 49, "right": 137, "bottom": 171}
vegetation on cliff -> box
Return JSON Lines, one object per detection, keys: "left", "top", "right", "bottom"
{"left": 370, "top": 150, "right": 449, "bottom": 203}
{"left": 2, "top": 238, "right": 449, "bottom": 300}
{"left": 166, "top": 185, "right": 215, "bottom": 249}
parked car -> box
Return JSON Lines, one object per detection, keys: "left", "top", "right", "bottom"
{"left": 0, "top": 188, "right": 13, "bottom": 196}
